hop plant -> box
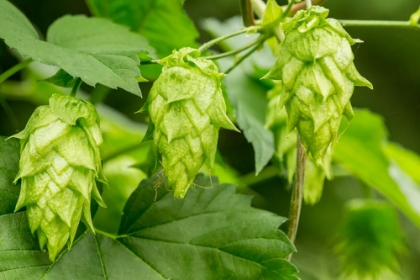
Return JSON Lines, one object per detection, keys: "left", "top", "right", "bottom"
{"left": 12, "top": 94, "right": 106, "bottom": 261}
{"left": 264, "top": 6, "right": 373, "bottom": 164}
{"left": 141, "top": 47, "right": 238, "bottom": 198}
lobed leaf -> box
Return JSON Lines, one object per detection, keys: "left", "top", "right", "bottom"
{"left": 85, "top": 0, "right": 199, "bottom": 57}
{"left": 0, "top": 0, "right": 154, "bottom": 96}
{"left": 0, "top": 171, "right": 298, "bottom": 279}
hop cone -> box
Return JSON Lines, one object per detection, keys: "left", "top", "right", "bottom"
{"left": 264, "top": 6, "right": 372, "bottom": 164}
{"left": 265, "top": 82, "right": 331, "bottom": 205}
{"left": 336, "top": 199, "right": 405, "bottom": 278}
{"left": 142, "top": 47, "right": 238, "bottom": 198}
{"left": 12, "top": 94, "right": 106, "bottom": 261}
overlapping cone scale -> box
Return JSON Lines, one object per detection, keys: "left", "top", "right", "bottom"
{"left": 144, "top": 47, "right": 238, "bottom": 198}
{"left": 12, "top": 94, "right": 106, "bottom": 261}
{"left": 264, "top": 6, "right": 372, "bottom": 164}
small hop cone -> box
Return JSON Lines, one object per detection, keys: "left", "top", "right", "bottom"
{"left": 264, "top": 6, "right": 372, "bottom": 164}
{"left": 142, "top": 47, "right": 238, "bottom": 198}
{"left": 12, "top": 94, "right": 106, "bottom": 261}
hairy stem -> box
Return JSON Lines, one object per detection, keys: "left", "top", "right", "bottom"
{"left": 0, "top": 58, "right": 33, "bottom": 84}
{"left": 286, "top": 134, "right": 306, "bottom": 261}
{"left": 198, "top": 26, "right": 262, "bottom": 53}
{"left": 339, "top": 20, "right": 420, "bottom": 30}
{"left": 70, "top": 78, "right": 82, "bottom": 97}
{"left": 240, "top": 0, "right": 255, "bottom": 26}
{"left": 203, "top": 35, "right": 266, "bottom": 60}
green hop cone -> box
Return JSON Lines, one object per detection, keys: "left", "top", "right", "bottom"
{"left": 142, "top": 47, "right": 238, "bottom": 198}
{"left": 264, "top": 6, "right": 372, "bottom": 164}
{"left": 336, "top": 199, "right": 405, "bottom": 278}
{"left": 265, "top": 82, "right": 331, "bottom": 205}
{"left": 12, "top": 94, "right": 106, "bottom": 261}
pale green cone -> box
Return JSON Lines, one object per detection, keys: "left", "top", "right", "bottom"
{"left": 264, "top": 6, "right": 372, "bottom": 165}
{"left": 12, "top": 94, "right": 106, "bottom": 261}
{"left": 142, "top": 47, "right": 238, "bottom": 198}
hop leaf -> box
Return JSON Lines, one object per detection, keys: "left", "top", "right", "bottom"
{"left": 264, "top": 6, "right": 372, "bottom": 165}
{"left": 335, "top": 199, "right": 406, "bottom": 278}
{"left": 142, "top": 47, "right": 238, "bottom": 198}
{"left": 11, "top": 94, "right": 106, "bottom": 261}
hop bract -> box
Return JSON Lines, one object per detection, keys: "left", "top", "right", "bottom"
{"left": 142, "top": 47, "right": 238, "bottom": 198}
{"left": 12, "top": 94, "right": 106, "bottom": 261}
{"left": 264, "top": 6, "right": 372, "bottom": 164}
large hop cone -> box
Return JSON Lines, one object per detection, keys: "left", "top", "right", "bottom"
{"left": 142, "top": 47, "right": 238, "bottom": 198}
{"left": 264, "top": 6, "right": 372, "bottom": 164}
{"left": 12, "top": 94, "right": 106, "bottom": 261}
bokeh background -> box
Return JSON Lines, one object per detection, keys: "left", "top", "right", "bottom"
{"left": 1, "top": 0, "right": 420, "bottom": 279}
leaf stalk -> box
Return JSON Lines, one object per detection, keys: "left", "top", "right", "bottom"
{"left": 0, "top": 58, "right": 33, "bottom": 84}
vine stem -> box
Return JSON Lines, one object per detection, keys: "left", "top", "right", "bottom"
{"left": 198, "top": 26, "right": 262, "bottom": 53}
{"left": 203, "top": 35, "right": 266, "bottom": 60}
{"left": 0, "top": 58, "right": 33, "bottom": 84}
{"left": 286, "top": 134, "right": 306, "bottom": 261}
{"left": 70, "top": 77, "right": 82, "bottom": 97}
{"left": 339, "top": 20, "right": 420, "bottom": 30}
{"left": 240, "top": 0, "right": 255, "bottom": 26}
{"left": 224, "top": 36, "right": 266, "bottom": 74}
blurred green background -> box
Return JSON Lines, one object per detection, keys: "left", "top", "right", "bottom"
{"left": 1, "top": 0, "right": 420, "bottom": 279}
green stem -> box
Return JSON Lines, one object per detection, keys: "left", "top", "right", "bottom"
{"left": 89, "top": 85, "right": 111, "bottom": 105}
{"left": 203, "top": 36, "right": 266, "bottom": 60}
{"left": 240, "top": 0, "right": 255, "bottom": 26}
{"left": 198, "top": 26, "right": 262, "bottom": 53}
{"left": 281, "top": 0, "right": 297, "bottom": 20}
{"left": 0, "top": 58, "right": 33, "bottom": 84}
{"left": 286, "top": 134, "right": 306, "bottom": 261}
{"left": 339, "top": 20, "right": 420, "bottom": 30}
{"left": 94, "top": 228, "right": 117, "bottom": 239}
{"left": 305, "top": 0, "right": 312, "bottom": 9}
{"left": 224, "top": 36, "right": 266, "bottom": 74}
{"left": 250, "top": 0, "right": 265, "bottom": 19}
{"left": 141, "top": 59, "right": 160, "bottom": 65}
{"left": 70, "top": 78, "right": 82, "bottom": 97}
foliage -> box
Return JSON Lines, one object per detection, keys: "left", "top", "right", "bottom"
{"left": 1, "top": 0, "right": 420, "bottom": 279}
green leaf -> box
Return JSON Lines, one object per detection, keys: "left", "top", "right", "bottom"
{"left": 223, "top": 61, "right": 275, "bottom": 174}
{"left": 85, "top": 0, "right": 199, "bottom": 57}
{"left": 42, "top": 69, "right": 77, "bottom": 88}
{"left": 0, "top": 0, "right": 154, "bottom": 96}
{"left": 0, "top": 174, "right": 298, "bottom": 279}
{"left": 0, "top": 136, "right": 20, "bottom": 215}
{"left": 334, "top": 109, "right": 420, "bottom": 229}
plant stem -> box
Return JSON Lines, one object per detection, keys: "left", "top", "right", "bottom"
{"left": 290, "top": 0, "right": 327, "bottom": 15}
{"left": 224, "top": 36, "right": 266, "bottom": 74}
{"left": 89, "top": 85, "right": 111, "bottom": 105}
{"left": 281, "top": 0, "right": 297, "bottom": 21}
{"left": 94, "top": 228, "right": 117, "bottom": 239}
{"left": 141, "top": 59, "right": 160, "bottom": 65}
{"left": 339, "top": 20, "right": 420, "bottom": 30}
{"left": 250, "top": 0, "right": 265, "bottom": 19}
{"left": 286, "top": 134, "right": 306, "bottom": 261}
{"left": 240, "top": 0, "right": 255, "bottom": 26}
{"left": 70, "top": 77, "right": 82, "bottom": 97}
{"left": 203, "top": 36, "right": 266, "bottom": 60}
{"left": 198, "top": 26, "right": 262, "bottom": 53}
{"left": 305, "top": 0, "right": 312, "bottom": 9}
{"left": 0, "top": 58, "right": 33, "bottom": 84}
